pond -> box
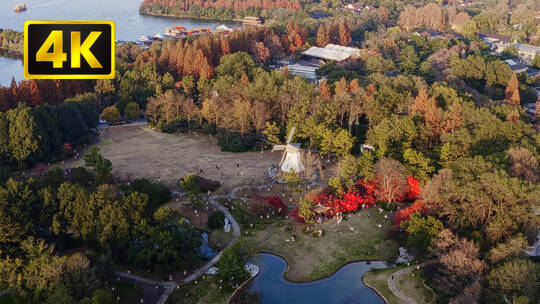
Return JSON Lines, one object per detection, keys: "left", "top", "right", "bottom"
{"left": 247, "top": 253, "right": 387, "bottom": 304}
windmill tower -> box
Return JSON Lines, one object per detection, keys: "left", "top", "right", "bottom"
{"left": 272, "top": 127, "right": 305, "bottom": 173}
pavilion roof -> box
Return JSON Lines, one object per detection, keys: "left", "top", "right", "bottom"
{"left": 312, "top": 203, "right": 330, "bottom": 214}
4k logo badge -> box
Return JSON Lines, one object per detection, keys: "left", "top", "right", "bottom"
{"left": 24, "top": 21, "right": 115, "bottom": 79}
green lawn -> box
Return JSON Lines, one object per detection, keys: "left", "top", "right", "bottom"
{"left": 363, "top": 265, "right": 435, "bottom": 304}
{"left": 363, "top": 267, "right": 408, "bottom": 304}
{"left": 166, "top": 275, "right": 233, "bottom": 304}
{"left": 398, "top": 268, "right": 435, "bottom": 304}
{"left": 246, "top": 208, "right": 399, "bottom": 282}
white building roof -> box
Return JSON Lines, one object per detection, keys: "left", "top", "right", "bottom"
{"left": 515, "top": 43, "right": 540, "bottom": 55}
{"left": 301, "top": 44, "right": 361, "bottom": 61}
{"left": 216, "top": 24, "right": 231, "bottom": 31}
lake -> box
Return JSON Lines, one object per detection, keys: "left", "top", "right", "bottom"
{"left": 0, "top": 0, "right": 241, "bottom": 85}
{"left": 0, "top": 0, "right": 241, "bottom": 41}
{"left": 0, "top": 55, "right": 23, "bottom": 87}
{"left": 246, "top": 253, "right": 387, "bottom": 304}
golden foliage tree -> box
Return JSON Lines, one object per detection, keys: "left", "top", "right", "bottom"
{"left": 505, "top": 73, "right": 520, "bottom": 107}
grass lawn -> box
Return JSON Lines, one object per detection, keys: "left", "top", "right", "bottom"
{"left": 246, "top": 208, "right": 399, "bottom": 282}
{"left": 398, "top": 268, "right": 435, "bottom": 304}
{"left": 167, "top": 275, "right": 233, "bottom": 304}
{"left": 111, "top": 282, "right": 144, "bottom": 304}
{"left": 363, "top": 265, "right": 435, "bottom": 304}
{"left": 0, "top": 296, "right": 13, "bottom": 304}
{"left": 62, "top": 125, "right": 282, "bottom": 191}
{"left": 363, "top": 266, "right": 408, "bottom": 304}
{"left": 217, "top": 197, "right": 284, "bottom": 231}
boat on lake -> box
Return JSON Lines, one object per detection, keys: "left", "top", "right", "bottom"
{"left": 137, "top": 35, "right": 152, "bottom": 46}
{"left": 150, "top": 33, "right": 165, "bottom": 41}
{"left": 14, "top": 3, "right": 27, "bottom": 13}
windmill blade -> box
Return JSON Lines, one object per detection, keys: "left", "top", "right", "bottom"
{"left": 286, "top": 126, "right": 296, "bottom": 144}
{"left": 280, "top": 149, "right": 287, "bottom": 166}
{"left": 272, "top": 145, "right": 287, "bottom": 151}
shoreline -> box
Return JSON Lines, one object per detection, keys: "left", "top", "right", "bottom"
{"left": 0, "top": 48, "right": 23, "bottom": 58}
{"left": 362, "top": 275, "right": 390, "bottom": 304}
{"left": 257, "top": 250, "right": 391, "bottom": 284}
{"left": 231, "top": 252, "right": 390, "bottom": 303}
{"left": 139, "top": 9, "right": 244, "bottom": 23}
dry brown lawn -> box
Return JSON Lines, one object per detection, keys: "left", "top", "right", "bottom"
{"left": 63, "top": 125, "right": 282, "bottom": 192}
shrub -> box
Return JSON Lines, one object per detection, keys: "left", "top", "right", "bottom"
{"left": 100, "top": 106, "right": 121, "bottom": 122}
{"left": 208, "top": 210, "right": 226, "bottom": 230}
{"left": 217, "top": 132, "right": 258, "bottom": 152}
{"left": 312, "top": 229, "right": 325, "bottom": 237}
{"left": 193, "top": 175, "right": 220, "bottom": 193}
{"left": 67, "top": 167, "right": 93, "bottom": 187}
{"left": 0, "top": 166, "right": 11, "bottom": 184}
{"left": 124, "top": 102, "right": 141, "bottom": 120}
{"left": 266, "top": 196, "right": 287, "bottom": 213}
{"left": 284, "top": 223, "right": 293, "bottom": 231}
{"left": 131, "top": 178, "right": 171, "bottom": 208}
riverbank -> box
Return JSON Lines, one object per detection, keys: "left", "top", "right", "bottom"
{"left": 141, "top": 10, "right": 251, "bottom": 23}
{"left": 140, "top": 6, "right": 240, "bottom": 22}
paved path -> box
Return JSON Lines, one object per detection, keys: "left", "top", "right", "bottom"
{"left": 180, "top": 194, "right": 241, "bottom": 284}
{"left": 387, "top": 262, "right": 433, "bottom": 304}
{"left": 387, "top": 266, "right": 417, "bottom": 304}
{"left": 115, "top": 271, "right": 176, "bottom": 304}
{"left": 96, "top": 119, "right": 147, "bottom": 130}
{"left": 120, "top": 182, "right": 275, "bottom": 301}
{"left": 178, "top": 182, "right": 275, "bottom": 284}
{"left": 252, "top": 222, "right": 276, "bottom": 246}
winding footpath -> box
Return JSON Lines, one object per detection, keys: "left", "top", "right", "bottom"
{"left": 116, "top": 187, "right": 243, "bottom": 303}
{"left": 180, "top": 194, "right": 241, "bottom": 284}
{"left": 108, "top": 181, "right": 305, "bottom": 303}
{"left": 180, "top": 182, "right": 276, "bottom": 284}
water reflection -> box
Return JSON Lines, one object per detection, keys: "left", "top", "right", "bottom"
{"left": 0, "top": 0, "right": 241, "bottom": 41}
{"left": 0, "top": 50, "right": 23, "bottom": 86}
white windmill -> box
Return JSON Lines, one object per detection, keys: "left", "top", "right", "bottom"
{"left": 272, "top": 127, "right": 305, "bottom": 173}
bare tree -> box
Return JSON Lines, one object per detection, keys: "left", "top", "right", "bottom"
{"left": 507, "top": 147, "right": 538, "bottom": 184}
{"left": 251, "top": 101, "right": 270, "bottom": 135}
{"left": 432, "top": 229, "right": 487, "bottom": 301}
{"left": 374, "top": 157, "right": 409, "bottom": 204}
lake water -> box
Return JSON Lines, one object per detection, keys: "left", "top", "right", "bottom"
{"left": 0, "top": 0, "right": 241, "bottom": 41}
{"left": 247, "top": 253, "right": 387, "bottom": 304}
{"left": 0, "top": 56, "right": 24, "bottom": 86}
{"left": 0, "top": 0, "right": 241, "bottom": 86}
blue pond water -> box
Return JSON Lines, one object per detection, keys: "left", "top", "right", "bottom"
{"left": 248, "top": 253, "right": 387, "bottom": 304}
{"left": 199, "top": 232, "right": 216, "bottom": 259}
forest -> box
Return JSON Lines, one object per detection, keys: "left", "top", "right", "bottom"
{"left": 0, "top": 147, "right": 201, "bottom": 303}
{"left": 140, "top": 0, "right": 304, "bottom": 19}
